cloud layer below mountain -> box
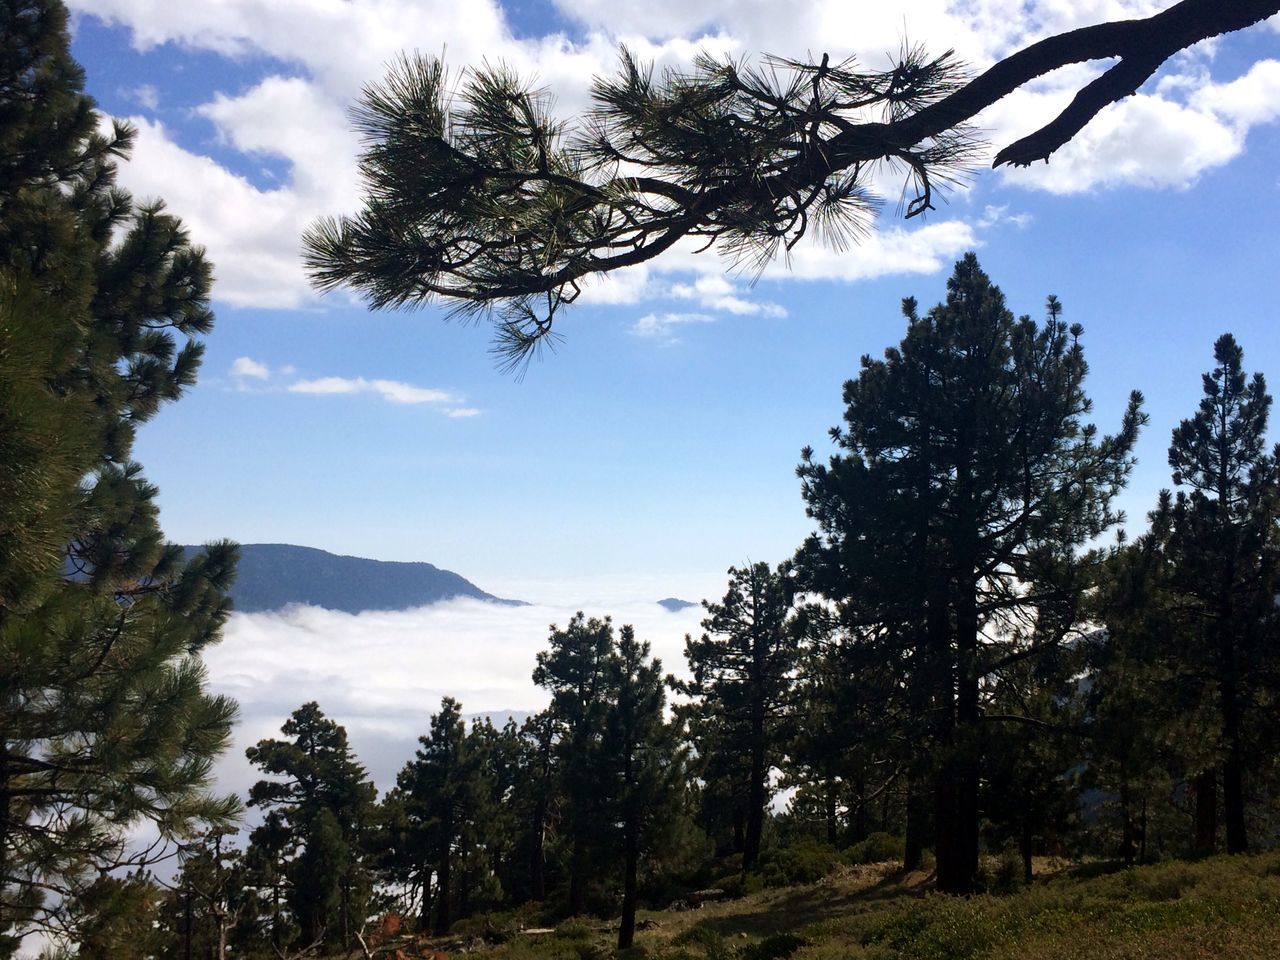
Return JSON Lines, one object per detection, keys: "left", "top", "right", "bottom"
{"left": 204, "top": 591, "right": 706, "bottom": 797}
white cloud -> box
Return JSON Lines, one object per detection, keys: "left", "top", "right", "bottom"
{"left": 977, "top": 204, "right": 1033, "bottom": 229}
{"left": 632, "top": 311, "right": 717, "bottom": 340}
{"left": 287, "top": 375, "right": 463, "bottom": 407}
{"left": 229, "top": 356, "right": 270, "bottom": 379}
{"left": 131, "top": 83, "right": 158, "bottom": 109}
{"left": 446, "top": 407, "right": 482, "bottom": 418}
{"left": 71, "top": 2, "right": 1280, "bottom": 309}
{"left": 204, "top": 593, "right": 707, "bottom": 795}
{"left": 670, "top": 275, "right": 787, "bottom": 317}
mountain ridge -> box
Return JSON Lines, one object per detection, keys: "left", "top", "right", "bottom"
{"left": 183, "top": 543, "right": 525, "bottom": 614}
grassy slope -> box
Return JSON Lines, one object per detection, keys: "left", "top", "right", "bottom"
{"left": 373, "top": 853, "right": 1280, "bottom": 960}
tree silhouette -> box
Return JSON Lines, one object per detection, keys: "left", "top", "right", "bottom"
{"left": 305, "top": 0, "right": 1279, "bottom": 367}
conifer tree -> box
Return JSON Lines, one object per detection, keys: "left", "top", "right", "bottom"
{"left": 304, "top": 2, "right": 1279, "bottom": 366}
{"left": 604, "top": 626, "right": 685, "bottom": 950}
{"left": 245, "top": 703, "right": 377, "bottom": 951}
{"left": 533, "top": 614, "right": 615, "bottom": 915}
{"left": 512, "top": 711, "right": 556, "bottom": 904}
{"left": 1, "top": 2, "right": 237, "bottom": 950}
{"left": 1088, "top": 498, "right": 1194, "bottom": 864}
{"left": 1165, "top": 334, "right": 1280, "bottom": 854}
{"left": 796, "top": 254, "right": 1143, "bottom": 892}
{"left": 675, "top": 563, "right": 798, "bottom": 871}
{"left": 397, "top": 697, "right": 472, "bottom": 935}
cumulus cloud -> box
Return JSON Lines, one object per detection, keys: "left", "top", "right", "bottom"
{"left": 632, "top": 311, "right": 717, "bottom": 341}
{"left": 70, "top": 1, "right": 1280, "bottom": 310}
{"left": 670, "top": 275, "right": 787, "bottom": 318}
{"left": 130, "top": 83, "right": 158, "bottom": 109}
{"left": 229, "top": 356, "right": 270, "bottom": 380}
{"left": 287, "top": 376, "right": 460, "bottom": 406}
{"left": 204, "top": 594, "right": 706, "bottom": 796}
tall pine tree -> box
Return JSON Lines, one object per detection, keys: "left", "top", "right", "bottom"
{"left": 674, "top": 562, "right": 799, "bottom": 871}
{"left": 797, "top": 254, "right": 1143, "bottom": 892}
{"left": 1165, "top": 334, "right": 1280, "bottom": 854}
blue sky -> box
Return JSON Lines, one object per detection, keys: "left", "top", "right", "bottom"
{"left": 67, "top": 2, "right": 1280, "bottom": 603}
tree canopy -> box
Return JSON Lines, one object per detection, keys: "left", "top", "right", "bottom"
{"left": 304, "top": 0, "right": 1280, "bottom": 368}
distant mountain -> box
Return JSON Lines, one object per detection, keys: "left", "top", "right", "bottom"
{"left": 183, "top": 543, "right": 525, "bottom": 614}
{"left": 657, "top": 597, "right": 698, "bottom": 613}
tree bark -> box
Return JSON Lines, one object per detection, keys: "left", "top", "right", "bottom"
{"left": 743, "top": 706, "right": 767, "bottom": 871}
{"left": 434, "top": 843, "right": 451, "bottom": 936}
{"left": 1220, "top": 634, "right": 1249, "bottom": 854}
{"left": 618, "top": 824, "right": 639, "bottom": 950}
{"left": 568, "top": 835, "right": 587, "bottom": 916}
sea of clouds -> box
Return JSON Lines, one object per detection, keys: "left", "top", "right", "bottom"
{"left": 203, "top": 581, "right": 711, "bottom": 800}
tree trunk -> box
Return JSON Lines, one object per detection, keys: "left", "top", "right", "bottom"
{"left": 1220, "top": 643, "right": 1249, "bottom": 853}
{"left": 618, "top": 813, "right": 640, "bottom": 950}
{"left": 826, "top": 779, "right": 840, "bottom": 846}
{"left": 743, "top": 706, "right": 767, "bottom": 871}
{"left": 530, "top": 799, "right": 547, "bottom": 901}
{"left": 1021, "top": 786, "right": 1034, "bottom": 884}
{"left": 952, "top": 581, "right": 982, "bottom": 894}
{"left": 1119, "top": 782, "right": 1136, "bottom": 867}
{"left": 1193, "top": 769, "right": 1217, "bottom": 855}
{"left": 568, "top": 835, "right": 587, "bottom": 916}
{"left": 419, "top": 866, "right": 433, "bottom": 932}
{"left": 434, "top": 844, "right": 451, "bottom": 936}
{"left": 904, "top": 771, "right": 925, "bottom": 872}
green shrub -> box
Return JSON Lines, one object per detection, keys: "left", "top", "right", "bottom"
{"left": 757, "top": 840, "right": 843, "bottom": 888}
{"left": 846, "top": 833, "right": 906, "bottom": 865}
{"left": 740, "top": 933, "right": 808, "bottom": 960}
{"left": 978, "top": 845, "right": 1026, "bottom": 895}
{"left": 673, "top": 926, "right": 734, "bottom": 960}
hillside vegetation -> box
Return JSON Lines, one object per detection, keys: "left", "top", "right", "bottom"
{"left": 366, "top": 853, "right": 1280, "bottom": 960}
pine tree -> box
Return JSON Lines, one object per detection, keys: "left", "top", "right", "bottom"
{"left": 304, "top": 2, "right": 1279, "bottom": 366}
{"left": 154, "top": 828, "right": 243, "bottom": 960}
{"left": 245, "top": 703, "right": 377, "bottom": 951}
{"left": 397, "top": 697, "right": 473, "bottom": 935}
{"left": 674, "top": 562, "right": 798, "bottom": 871}
{"left": 604, "top": 626, "right": 685, "bottom": 949}
{"left": 1088, "top": 499, "right": 1195, "bottom": 865}
{"left": 796, "top": 254, "right": 1143, "bottom": 892}
{"left": 1165, "top": 334, "right": 1280, "bottom": 854}
{"left": 533, "top": 614, "right": 615, "bottom": 915}
{"left": 1, "top": 2, "right": 238, "bottom": 950}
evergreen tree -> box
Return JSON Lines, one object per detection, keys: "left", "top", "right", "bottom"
{"left": 1, "top": 2, "right": 237, "bottom": 950}
{"left": 1165, "top": 334, "right": 1280, "bottom": 854}
{"left": 604, "top": 626, "right": 684, "bottom": 950}
{"left": 154, "top": 828, "right": 244, "bottom": 960}
{"left": 245, "top": 703, "right": 377, "bottom": 951}
{"left": 512, "top": 711, "right": 556, "bottom": 904}
{"left": 675, "top": 562, "right": 798, "bottom": 871}
{"left": 533, "top": 614, "right": 615, "bottom": 915}
{"left": 796, "top": 254, "right": 1143, "bottom": 892}
{"left": 397, "top": 697, "right": 472, "bottom": 935}
{"left": 783, "top": 614, "right": 905, "bottom": 850}
{"left": 467, "top": 716, "right": 523, "bottom": 905}
{"left": 1088, "top": 500, "right": 1195, "bottom": 865}
{"left": 304, "top": 2, "right": 1279, "bottom": 366}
